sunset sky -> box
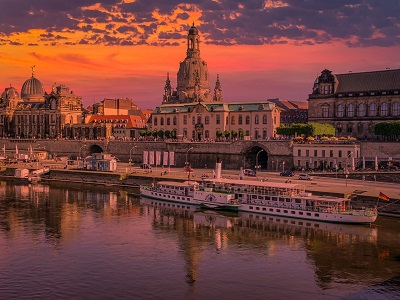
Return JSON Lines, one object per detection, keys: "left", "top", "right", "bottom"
{"left": 0, "top": 0, "right": 399, "bottom": 109}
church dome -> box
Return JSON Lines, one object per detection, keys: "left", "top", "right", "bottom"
{"left": 188, "top": 24, "right": 198, "bottom": 35}
{"left": 1, "top": 85, "right": 20, "bottom": 100}
{"left": 21, "top": 76, "right": 45, "bottom": 101}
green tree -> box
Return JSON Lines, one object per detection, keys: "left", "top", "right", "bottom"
{"left": 171, "top": 131, "right": 177, "bottom": 139}
{"left": 146, "top": 130, "right": 152, "bottom": 136}
{"left": 139, "top": 130, "right": 147, "bottom": 137}
{"left": 165, "top": 130, "right": 171, "bottom": 138}
{"left": 224, "top": 130, "right": 230, "bottom": 138}
{"left": 238, "top": 129, "right": 245, "bottom": 139}
{"left": 231, "top": 130, "right": 238, "bottom": 138}
{"left": 152, "top": 130, "right": 158, "bottom": 138}
{"left": 216, "top": 130, "right": 223, "bottom": 138}
{"left": 157, "top": 129, "right": 164, "bottom": 139}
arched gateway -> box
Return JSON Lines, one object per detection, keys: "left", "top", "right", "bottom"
{"left": 243, "top": 146, "right": 268, "bottom": 171}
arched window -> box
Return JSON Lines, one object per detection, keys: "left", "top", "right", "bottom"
{"left": 245, "top": 116, "right": 250, "bottom": 125}
{"left": 231, "top": 116, "right": 235, "bottom": 125}
{"left": 337, "top": 104, "right": 344, "bottom": 117}
{"left": 173, "top": 116, "right": 177, "bottom": 125}
{"left": 392, "top": 102, "right": 400, "bottom": 116}
{"left": 183, "top": 115, "right": 187, "bottom": 125}
{"left": 205, "top": 130, "right": 209, "bottom": 138}
{"left": 183, "top": 129, "right": 187, "bottom": 137}
{"left": 347, "top": 104, "right": 354, "bottom": 117}
{"left": 246, "top": 130, "right": 250, "bottom": 136}
{"left": 153, "top": 117, "right": 158, "bottom": 126}
{"left": 238, "top": 115, "right": 243, "bottom": 125}
{"left": 380, "top": 102, "right": 388, "bottom": 116}
{"left": 216, "top": 114, "right": 220, "bottom": 124}
{"left": 262, "top": 115, "right": 267, "bottom": 124}
{"left": 369, "top": 103, "right": 376, "bottom": 116}
{"left": 358, "top": 103, "right": 366, "bottom": 117}
{"left": 167, "top": 117, "right": 171, "bottom": 125}
{"left": 255, "top": 115, "right": 259, "bottom": 124}
{"left": 160, "top": 118, "right": 164, "bottom": 125}
{"left": 192, "top": 116, "right": 195, "bottom": 125}
{"left": 263, "top": 130, "right": 267, "bottom": 139}
{"left": 254, "top": 130, "right": 259, "bottom": 139}
{"left": 205, "top": 116, "right": 210, "bottom": 124}
{"left": 197, "top": 116, "right": 202, "bottom": 124}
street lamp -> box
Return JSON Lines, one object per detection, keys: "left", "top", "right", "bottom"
{"left": 79, "top": 144, "right": 86, "bottom": 160}
{"left": 282, "top": 161, "right": 285, "bottom": 172}
{"left": 129, "top": 145, "right": 137, "bottom": 164}
{"left": 185, "top": 147, "right": 193, "bottom": 180}
{"left": 255, "top": 149, "right": 264, "bottom": 176}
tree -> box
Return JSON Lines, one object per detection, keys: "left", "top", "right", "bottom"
{"left": 231, "top": 130, "right": 238, "bottom": 138}
{"left": 139, "top": 130, "right": 146, "bottom": 137}
{"left": 238, "top": 129, "right": 245, "bottom": 139}
{"left": 146, "top": 130, "right": 152, "bottom": 136}
{"left": 224, "top": 130, "right": 230, "bottom": 138}
{"left": 276, "top": 123, "right": 335, "bottom": 137}
{"left": 216, "top": 130, "right": 223, "bottom": 138}
{"left": 374, "top": 121, "right": 400, "bottom": 140}
{"left": 171, "top": 131, "right": 177, "bottom": 139}
{"left": 165, "top": 130, "right": 171, "bottom": 138}
{"left": 152, "top": 129, "right": 158, "bottom": 138}
{"left": 158, "top": 129, "right": 164, "bottom": 139}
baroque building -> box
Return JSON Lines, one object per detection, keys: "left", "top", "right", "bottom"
{"left": 150, "top": 24, "right": 280, "bottom": 140}
{"left": 308, "top": 69, "right": 400, "bottom": 139}
{"left": 0, "top": 68, "right": 84, "bottom": 138}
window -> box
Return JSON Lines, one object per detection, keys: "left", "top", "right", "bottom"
{"left": 380, "top": 103, "right": 388, "bottom": 116}
{"left": 263, "top": 115, "right": 267, "bottom": 124}
{"left": 231, "top": 116, "right": 235, "bottom": 125}
{"left": 347, "top": 124, "right": 353, "bottom": 133}
{"left": 322, "top": 150, "right": 325, "bottom": 157}
{"left": 238, "top": 115, "right": 243, "bottom": 125}
{"left": 226, "top": 116, "right": 228, "bottom": 125}
{"left": 153, "top": 117, "right": 158, "bottom": 126}
{"left": 197, "top": 116, "right": 202, "bottom": 124}
{"left": 298, "top": 149, "right": 301, "bottom": 156}
{"left": 336, "top": 123, "right": 342, "bottom": 133}
{"left": 255, "top": 115, "right": 259, "bottom": 124}
{"left": 357, "top": 123, "right": 363, "bottom": 133}
{"left": 216, "top": 114, "right": 220, "bottom": 125}
{"left": 358, "top": 103, "right": 366, "bottom": 117}
{"left": 322, "top": 107, "right": 329, "bottom": 118}
{"left": 183, "top": 115, "right": 187, "bottom": 125}
{"left": 254, "top": 130, "right": 259, "bottom": 139}
{"left": 160, "top": 118, "right": 164, "bottom": 125}
{"left": 392, "top": 102, "right": 400, "bottom": 116}
{"left": 205, "top": 130, "right": 209, "bottom": 138}
{"left": 330, "top": 150, "right": 333, "bottom": 157}
{"left": 263, "top": 130, "right": 267, "bottom": 139}
{"left": 167, "top": 118, "right": 171, "bottom": 125}
{"left": 192, "top": 116, "right": 195, "bottom": 125}
{"left": 205, "top": 116, "right": 210, "bottom": 124}
{"left": 173, "top": 116, "right": 177, "bottom": 126}
{"left": 369, "top": 103, "right": 376, "bottom": 116}
{"left": 246, "top": 116, "right": 250, "bottom": 124}
{"left": 306, "top": 150, "right": 309, "bottom": 157}
{"left": 338, "top": 150, "right": 342, "bottom": 158}
{"left": 347, "top": 104, "right": 354, "bottom": 117}
{"left": 314, "top": 150, "right": 317, "bottom": 157}
{"left": 337, "top": 104, "right": 344, "bottom": 117}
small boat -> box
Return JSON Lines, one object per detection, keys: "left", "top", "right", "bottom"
{"left": 14, "top": 168, "right": 31, "bottom": 183}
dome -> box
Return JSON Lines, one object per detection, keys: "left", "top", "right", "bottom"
{"left": 1, "top": 85, "right": 20, "bottom": 100}
{"left": 21, "top": 76, "right": 45, "bottom": 101}
{"left": 188, "top": 24, "right": 198, "bottom": 35}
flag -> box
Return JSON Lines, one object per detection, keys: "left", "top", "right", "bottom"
{"left": 379, "top": 192, "right": 390, "bottom": 201}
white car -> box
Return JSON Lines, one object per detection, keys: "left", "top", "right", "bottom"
{"left": 298, "top": 173, "right": 313, "bottom": 180}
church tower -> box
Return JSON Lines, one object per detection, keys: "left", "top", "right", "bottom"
{"left": 173, "top": 23, "right": 211, "bottom": 103}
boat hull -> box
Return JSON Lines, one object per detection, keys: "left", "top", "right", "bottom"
{"left": 239, "top": 203, "right": 377, "bottom": 224}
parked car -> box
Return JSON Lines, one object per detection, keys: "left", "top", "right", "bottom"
{"left": 140, "top": 163, "right": 152, "bottom": 169}
{"left": 280, "top": 171, "right": 294, "bottom": 177}
{"left": 298, "top": 173, "right": 313, "bottom": 180}
{"left": 386, "top": 166, "right": 398, "bottom": 171}
{"left": 243, "top": 169, "right": 256, "bottom": 177}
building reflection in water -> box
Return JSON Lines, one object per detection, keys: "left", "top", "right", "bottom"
{"left": 1, "top": 182, "right": 399, "bottom": 296}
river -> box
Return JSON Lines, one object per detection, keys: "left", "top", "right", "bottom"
{"left": 0, "top": 181, "right": 399, "bottom": 300}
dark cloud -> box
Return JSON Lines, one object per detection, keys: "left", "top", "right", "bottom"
{"left": 0, "top": 0, "right": 398, "bottom": 47}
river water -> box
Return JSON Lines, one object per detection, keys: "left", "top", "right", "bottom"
{"left": 0, "top": 181, "right": 399, "bottom": 300}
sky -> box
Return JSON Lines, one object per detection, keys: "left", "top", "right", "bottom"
{"left": 0, "top": 0, "right": 399, "bottom": 109}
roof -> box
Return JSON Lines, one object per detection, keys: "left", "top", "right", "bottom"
{"left": 203, "top": 177, "right": 301, "bottom": 189}
{"left": 87, "top": 115, "right": 146, "bottom": 128}
{"left": 336, "top": 69, "right": 400, "bottom": 93}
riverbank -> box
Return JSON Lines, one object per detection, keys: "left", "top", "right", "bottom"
{"left": 1, "top": 163, "right": 399, "bottom": 217}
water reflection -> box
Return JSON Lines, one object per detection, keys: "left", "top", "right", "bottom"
{"left": 0, "top": 181, "right": 399, "bottom": 299}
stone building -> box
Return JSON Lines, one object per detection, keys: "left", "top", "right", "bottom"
{"left": 0, "top": 68, "right": 84, "bottom": 139}
{"left": 149, "top": 24, "right": 280, "bottom": 140}
{"left": 308, "top": 68, "right": 400, "bottom": 139}
{"left": 268, "top": 98, "right": 308, "bottom": 126}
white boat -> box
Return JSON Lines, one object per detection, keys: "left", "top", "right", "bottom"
{"left": 202, "top": 177, "right": 377, "bottom": 224}
{"left": 140, "top": 180, "right": 239, "bottom": 211}
{"left": 14, "top": 168, "right": 31, "bottom": 183}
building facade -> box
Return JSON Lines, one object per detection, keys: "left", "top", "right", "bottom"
{"left": 0, "top": 69, "right": 84, "bottom": 139}
{"left": 149, "top": 24, "right": 280, "bottom": 140}
{"left": 269, "top": 98, "right": 308, "bottom": 126}
{"left": 308, "top": 69, "right": 400, "bottom": 139}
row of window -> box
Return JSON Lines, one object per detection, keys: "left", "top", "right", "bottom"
{"left": 153, "top": 114, "right": 270, "bottom": 126}
{"left": 297, "top": 149, "right": 356, "bottom": 158}
{"left": 336, "top": 102, "right": 400, "bottom": 117}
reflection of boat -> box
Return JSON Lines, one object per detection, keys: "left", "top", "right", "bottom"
{"left": 140, "top": 180, "right": 239, "bottom": 211}
{"left": 140, "top": 196, "right": 199, "bottom": 213}
{"left": 194, "top": 210, "right": 239, "bottom": 229}
{"left": 239, "top": 211, "right": 377, "bottom": 242}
